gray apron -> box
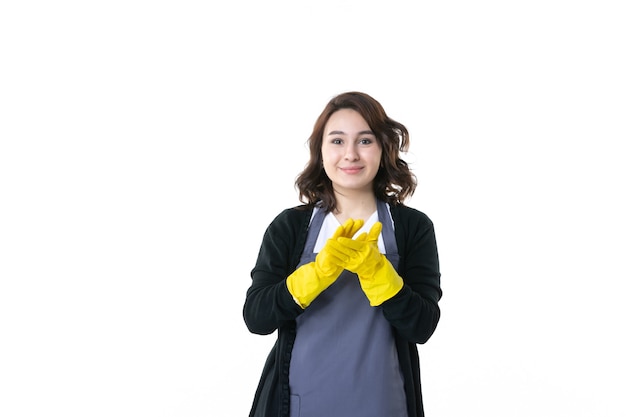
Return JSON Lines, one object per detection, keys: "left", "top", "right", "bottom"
{"left": 289, "top": 200, "right": 408, "bottom": 417}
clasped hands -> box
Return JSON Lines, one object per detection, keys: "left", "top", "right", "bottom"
{"left": 287, "top": 218, "right": 404, "bottom": 308}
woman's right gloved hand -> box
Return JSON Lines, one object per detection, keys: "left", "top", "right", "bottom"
{"left": 337, "top": 222, "right": 404, "bottom": 306}
{"left": 286, "top": 218, "right": 363, "bottom": 308}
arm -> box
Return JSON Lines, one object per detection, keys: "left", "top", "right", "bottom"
{"left": 243, "top": 209, "right": 307, "bottom": 335}
{"left": 244, "top": 210, "right": 363, "bottom": 333}
{"left": 381, "top": 209, "right": 442, "bottom": 344}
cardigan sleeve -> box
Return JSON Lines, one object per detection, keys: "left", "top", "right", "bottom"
{"left": 381, "top": 206, "right": 442, "bottom": 344}
{"left": 243, "top": 208, "right": 309, "bottom": 335}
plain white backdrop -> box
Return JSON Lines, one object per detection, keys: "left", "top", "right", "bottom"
{"left": 1, "top": 1, "right": 625, "bottom": 416}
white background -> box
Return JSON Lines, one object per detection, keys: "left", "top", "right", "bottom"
{"left": 1, "top": 1, "right": 625, "bottom": 416}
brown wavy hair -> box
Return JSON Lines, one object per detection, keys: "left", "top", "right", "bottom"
{"left": 295, "top": 91, "right": 417, "bottom": 213}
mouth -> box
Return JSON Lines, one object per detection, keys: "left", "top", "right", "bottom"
{"left": 339, "top": 166, "right": 363, "bottom": 174}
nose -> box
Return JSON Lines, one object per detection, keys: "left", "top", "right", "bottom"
{"left": 344, "top": 142, "right": 359, "bottom": 161}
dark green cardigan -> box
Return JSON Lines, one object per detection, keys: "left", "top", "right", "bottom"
{"left": 244, "top": 204, "right": 442, "bottom": 417}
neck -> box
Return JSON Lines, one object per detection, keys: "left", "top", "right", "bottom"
{"left": 333, "top": 191, "right": 377, "bottom": 224}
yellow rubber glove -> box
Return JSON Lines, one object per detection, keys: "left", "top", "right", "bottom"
{"left": 337, "top": 222, "right": 404, "bottom": 306}
{"left": 287, "top": 218, "right": 364, "bottom": 308}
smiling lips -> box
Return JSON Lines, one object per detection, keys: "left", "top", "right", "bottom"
{"left": 340, "top": 166, "right": 363, "bottom": 174}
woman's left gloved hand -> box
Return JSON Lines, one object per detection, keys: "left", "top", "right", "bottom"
{"left": 286, "top": 218, "right": 364, "bottom": 308}
{"left": 337, "top": 222, "right": 404, "bottom": 306}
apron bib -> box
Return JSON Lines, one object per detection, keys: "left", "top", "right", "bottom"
{"left": 289, "top": 200, "right": 408, "bottom": 417}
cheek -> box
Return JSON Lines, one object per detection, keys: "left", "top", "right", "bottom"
{"left": 369, "top": 149, "right": 383, "bottom": 166}
{"left": 320, "top": 146, "right": 336, "bottom": 163}
{"left": 320, "top": 148, "right": 330, "bottom": 170}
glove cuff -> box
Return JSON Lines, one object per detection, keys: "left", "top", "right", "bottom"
{"left": 361, "top": 257, "right": 404, "bottom": 306}
{"left": 287, "top": 262, "right": 339, "bottom": 309}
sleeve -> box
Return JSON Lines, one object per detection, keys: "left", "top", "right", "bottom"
{"left": 381, "top": 210, "right": 442, "bottom": 344}
{"left": 243, "top": 210, "right": 306, "bottom": 335}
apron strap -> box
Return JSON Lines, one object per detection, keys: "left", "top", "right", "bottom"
{"left": 302, "top": 207, "right": 326, "bottom": 255}
{"left": 377, "top": 199, "right": 398, "bottom": 257}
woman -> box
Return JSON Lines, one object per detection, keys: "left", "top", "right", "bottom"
{"left": 243, "top": 91, "right": 442, "bottom": 417}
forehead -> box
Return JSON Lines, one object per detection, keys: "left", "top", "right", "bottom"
{"left": 324, "top": 108, "right": 371, "bottom": 133}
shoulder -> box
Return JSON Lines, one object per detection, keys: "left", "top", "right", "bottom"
{"left": 389, "top": 204, "right": 435, "bottom": 230}
{"left": 269, "top": 205, "right": 313, "bottom": 228}
{"left": 262, "top": 205, "right": 314, "bottom": 244}
{"left": 259, "top": 205, "right": 314, "bottom": 269}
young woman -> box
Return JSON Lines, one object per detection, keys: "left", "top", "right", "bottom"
{"left": 244, "top": 91, "right": 442, "bottom": 417}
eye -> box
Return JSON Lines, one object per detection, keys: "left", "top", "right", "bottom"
{"left": 330, "top": 138, "right": 343, "bottom": 145}
{"left": 359, "top": 137, "right": 374, "bottom": 145}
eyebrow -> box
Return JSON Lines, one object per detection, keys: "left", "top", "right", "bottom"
{"left": 327, "top": 130, "right": 374, "bottom": 136}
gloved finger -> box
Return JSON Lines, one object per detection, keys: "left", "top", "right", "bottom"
{"left": 352, "top": 221, "right": 382, "bottom": 243}
{"left": 343, "top": 219, "right": 364, "bottom": 239}
{"left": 321, "top": 251, "right": 349, "bottom": 267}
{"left": 366, "top": 222, "right": 382, "bottom": 242}
{"left": 336, "top": 236, "right": 370, "bottom": 251}
{"left": 325, "top": 239, "right": 357, "bottom": 260}
{"left": 354, "top": 231, "right": 368, "bottom": 242}
{"left": 331, "top": 219, "right": 352, "bottom": 240}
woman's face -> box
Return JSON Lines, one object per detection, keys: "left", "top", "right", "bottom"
{"left": 321, "top": 108, "right": 382, "bottom": 196}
